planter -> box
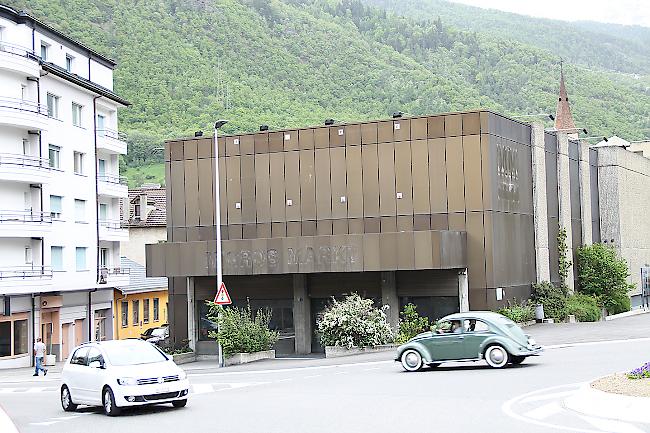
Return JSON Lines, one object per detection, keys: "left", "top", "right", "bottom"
{"left": 224, "top": 350, "right": 275, "bottom": 366}
{"left": 325, "top": 344, "right": 397, "bottom": 358}
{"left": 172, "top": 352, "right": 196, "bottom": 365}
{"left": 534, "top": 304, "right": 544, "bottom": 321}
{"left": 45, "top": 354, "right": 56, "bottom": 366}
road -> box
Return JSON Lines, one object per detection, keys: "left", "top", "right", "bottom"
{"left": 2, "top": 314, "right": 650, "bottom": 433}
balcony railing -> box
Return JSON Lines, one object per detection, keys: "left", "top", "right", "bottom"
{"left": 96, "top": 127, "right": 127, "bottom": 141}
{"left": 0, "top": 41, "right": 37, "bottom": 60}
{"left": 97, "top": 174, "right": 127, "bottom": 185}
{"left": 99, "top": 219, "right": 126, "bottom": 230}
{"left": 0, "top": 153, "right": 50, "bottom": 170}
{"left": 0, "top": 265, "right": 53, "bottom": 280}
{"left": 99, "top": 266, "right": 130, "bottom": 275}
{"left": 0, "top": 96, "right": 48, "bottom": 116}
{"left": 0, "top": 210, "right": 52, "bottom": 223}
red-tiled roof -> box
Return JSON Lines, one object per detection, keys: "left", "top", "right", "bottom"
{"left": 121, "top": 186, "right": 167, "bottom": 227}
{"left": 555, "top": 69, "right": 576, "bottom": 131}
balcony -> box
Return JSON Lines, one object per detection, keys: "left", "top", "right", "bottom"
{"left": 0, "top": 97, "right": 49, "bottom": 131}
{"left": 98, "top": 174, "right": 128, "bottom": 198}
{"left": 96, "top": 128, "right": 127, "bottom": 155}
{"left": 98, "top": 266, "right": 130, "bottom": 288}
{"left": 99, "top": 219, "right": 129, "bottom": 242}
{"left": 0, "top": 210, "right": 51, "bottom": 237}
{"left": 0, "top": 41, "right": 40, "bottom": 78}
{"left": 0, "top": 266, "right": 53, "bottom": 294}
{"left": 0, "top": 153, "right": 51, "bottom": 184}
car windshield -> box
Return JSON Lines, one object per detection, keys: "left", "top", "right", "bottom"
{"left": 103, "top": 342, "right": 168, "bottom": 366}
{"left": 151, "top": 328, "right": 167, "bottom": 337}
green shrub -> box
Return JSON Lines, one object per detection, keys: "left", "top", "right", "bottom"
{"left": 576, "top": 244, "right": 632, "bottom": 315}
{"left": 566, "top": 294, "right": 601, "bottom": 322}
{"left": 206, "top": 302, "right": 279, "bottom": 358}
{"left": 532, "top": 281, "right": 568, "bottom": 321}
{"left": 396, "top": 303, "right": 429, "bottom": 344}
{"left": 317, "top": 293, "right": 394, "bottom": 349}
{"left": 496, "top": 300, "right": 535, "bottom": 323}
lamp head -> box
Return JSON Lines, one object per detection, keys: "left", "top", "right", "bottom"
{"left": 214, "top": 120, "right": 229, "bottom": 129}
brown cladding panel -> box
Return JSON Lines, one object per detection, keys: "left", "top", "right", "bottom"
{"left": 299, "top": 150, "right": 317, "bottom": 220}
{"left": 225, "top": 156, "right": 242, "bottom": 225}
{"left": 329, "top": 126, "right": 345, "bottom": 147}
{"left": 427, "top": 116, "right": 445, "bottom": 138}
{"left": 445, "top": 114, "right": 462, "bottom": 137}
{"left": 462, "top": 112, "right": 481, "bottom": 136}
{"left": 240, "top": 155, "right": 256, "bottom": 224}
{"left": 170, "top": 160, "right": 186, "bottom": 227}
{"left": 428, "top": 138, "right": 448, "bottom": 213}
{"left": 466, "top": 212, "right": 487, "bottom": 289}
{"left": 315, "top": 148, "right": 332, "bottom": 220}
{"left": 380, "top": 216, "right": 396, "bottom": 233}
{"left": 430, "top": 231, "right": 441, "bottom": 268}
{"left": 448, "top": 213, "right": 466, "bottom": 231}
{"left": 269, "top": 132, "right": 283, "bottom": 153}
{"left": 332, "top": 219, "right": 348, "bottom": 235}
{"left": 198, "top": 226, "right": 215, "bottom": 241}
{"left": 348, "top": 218, "right": 363, "bottom": 234}
{"left": 377, "top": 121, "right": 393, "bottom": 143}
{"left": 254, "top": 133, "right": 269, "bottom": 154}
{"left": 314, "top": 127, "right": 329, "bottom": 149}
{"left": 316, "top": 220, "right": 332, "bottom": 236}
{"left": 430, "top": 214, "right": 449, "bottom": 230}
{"left": 364, "top": 217, "right": 380, "bottom": 233}
{"left": 463, "top": 135, "right": 483, "bottom": 212}
{"left": 172, "top": 227, "right": 186, "bottom": 243}
{"left": 165, "top": 162, "right": 173, "bottom": 231}
{"left": 481, "top": 134, "right": 494, "bottom": 211}
{"left": 414, "top": 214, "right": 430, "bottom": 231}
{"left": 256, "top": 223, "right": 271, "bottom": 238}
{"left": 254, "top": 154, "right": 271, "bottom": 223}
{"left": 287, "top": 221, "right": 301, "bottom": 237}
{"left": 411, "top": 139, "right": 430, "bottom": 214}
{"left": 298, "top": 128, "right": 314, "bottom": 150}
{"left": 242, "top": 224, "right": 256, "bottom": 239}
{"left": 397, "top": 232, "right": 415, "bottom": 270}
{"left": 411, "top": 117, "right": 427, "bottom": 140}
{"left": 183, "top": 139, "right": 198, "bottom": 160}
{"left": 229, "top": 224, "right": 242, "bottom": 240}
{"left": 446, "top": 137, "right": 466, "bottom": 213}
{"left": 183, "top": 158, "right": 200, "bottom": 227}
{"left": 483, "top": 211, "right": 494, "bottom": 288}
{"left": 170, "top": 140, "right": 184, "bottom": 161}
{"left": 269, "top": 153, "right": 286, "bottom": 222}
{"left": 196, "top": 138, "right": 212, "bottom": 159}
{"left": 413, "top": 231, "right": 433, "bottom": 269}
{"left": 197, "top": 159, "right": 214, "bottom": 227}
{"left": 397, "top": 215, "right": 413, "bottom": 232}
{"left": 378, "top": 142, "right": 397, "bottom": 216}
{"left": 379, "top": 233, "right": 398, "bottom": 269}
{"left": 361, "top": 144, "right": 380, "bottom": 217}
{"left": 219, "top": 158, "right": 227, "bottom": 224}
{"left": 186, "top": 226, "right": 200, "bottom": 242}
{"left": 283, "top": 130, "right": 298, "bottom": 151}
{"left": 271, "top": 222, "right": 286, "bottom": 237}
{"left": 302, "top": 220, "right": 316, "bottom": 236}
{"left": 330, "top": 147, "right": 347, "bottom": 219}
{"left": 345, "top": 124, "right": 361, "bottom": 146}
{"left": 361, "top": 122, "right": 378, "bottom": 144}
{"left": 164, "top": 141, "right": 173, "bottom": 162}
{"left": 147, "top": 244, "right": 165, "bottom": 277}
{"left": 240, "top": 135, "right": 254, "bottom": 155}
{"left": 363, "top": 234, "right": 381, "bottom": 271}
{"left": 345, "top": 145, "right": 363, "bottom": 218}
{"left": 284, "top": 151, "right": 301, "bottom": 221}
{"left": 394, "top": 140, "right": 413, "bottom": 216}
{"left": 225, "top": 136, "right": 240, "bottom": 157}
{"left": 393, "top": 119, "right": 410, "bottom": 142}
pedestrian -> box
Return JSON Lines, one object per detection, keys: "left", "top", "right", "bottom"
{"left": 33, "top": 338, "right": 48, "bottom": 377}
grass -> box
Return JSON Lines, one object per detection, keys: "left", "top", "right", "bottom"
{"left": 122, "top": 163, "right": 165, "bottom": 188}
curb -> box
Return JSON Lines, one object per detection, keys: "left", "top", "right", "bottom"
{"left": 563, "top": 380, "right": 650, "bottom": 424}
{"left": 605, "top": 307, "right": 650, "bottom": 321}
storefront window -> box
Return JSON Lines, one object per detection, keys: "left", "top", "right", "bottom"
{"left": 198, "top": 302, "right": 218, "bottom": 341}
{"left": 0, "top": 322, "right": 10, "bottom": 357}
{"left": 13, "top": 320, "right": 28, "bottom": 355}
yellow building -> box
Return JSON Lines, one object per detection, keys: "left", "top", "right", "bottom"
{"left": 114, "top": 257, "right": 168, "bottom": 339}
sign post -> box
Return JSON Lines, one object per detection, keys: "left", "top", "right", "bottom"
{"left": 213, "top": 282, "right": 231, "bottom": 367}
{"left": 213, "top": 120, "right": 228, "bottom": 367}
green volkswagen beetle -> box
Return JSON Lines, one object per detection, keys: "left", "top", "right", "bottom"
{"left": 395, "top": 311, "right": 542, "bottom": 371}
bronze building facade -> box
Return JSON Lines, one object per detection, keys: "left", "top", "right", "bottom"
{"left": 146, "top": 110, "right": 599, "bottom": 355}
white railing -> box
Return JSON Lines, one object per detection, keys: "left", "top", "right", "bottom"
{"left": 0, "top": 41, "right": 36, "bottom": 59}
{"left": 99, "top": 219, "right": 126, "bottom": 230}
{"left": 0, "top": 96, "right": 48, "bottom": 116}
{"left": 96, "top": 127, "right": 127, "bottom": 141}
{"left": 0, "top": 152, "right": 50, "bottom": 170}
{"left": 0, "top": 265, "right": 52, "bottom": 280}
{"left": 97, "top": 174, "right": 127, "bottom": 185}
{"left": 0, "top": 210, "right": 51, "bottom": 223}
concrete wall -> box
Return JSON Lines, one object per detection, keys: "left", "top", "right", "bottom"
{"left": 122, "top": 226, "right": 166, "bottom": 266}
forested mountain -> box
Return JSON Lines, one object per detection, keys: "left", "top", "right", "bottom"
{"left": 5, "top": 0, "right": 649, "bottom": 187}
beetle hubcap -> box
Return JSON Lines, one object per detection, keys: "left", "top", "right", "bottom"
{"left": 405, "top": 352, "right": 419, "bottom": 367}
{"left": 489, "top": 348, "right": 504, "bottom": 364}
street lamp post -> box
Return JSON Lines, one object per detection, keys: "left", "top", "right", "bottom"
{"left": 213, "top": 120, "right": 228, "bottom": 367}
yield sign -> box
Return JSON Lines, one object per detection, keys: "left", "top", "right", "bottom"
{"left": 214, "top": 282, "right": 232, "bottom": 305}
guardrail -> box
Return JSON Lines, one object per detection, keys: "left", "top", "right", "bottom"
{"left": 0, "top": 96, "right": 48, "bottom": 116}
{"left": 99, "top": 267, "right": 131, "bottom": 275}
{"left": 0, "top": 152, "right": 50, "bottom": 169}
{"left": 97, "top": 174, "right": 128, "bottom": 185}
{"left": 0, "top": 210, "right": 52, "bottom": 223}
{"left": 0, "top": 41, "right": 37, "bottom": 59}
{"left": 0, "top": 266, "right": 53, "bottom": 280}
{"left": 99, "top": 219, "right": 127, "bottom": 230}
{"left": 96, "top": 127, "right": 127, "bottom": 141}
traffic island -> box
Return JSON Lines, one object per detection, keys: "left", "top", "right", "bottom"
{"left": 224, "top": 350, "right": 275, "bottom": 366}
{"left": 564, "top": 373, "right": 650, "bottom": 424}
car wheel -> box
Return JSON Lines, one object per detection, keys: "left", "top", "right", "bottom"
{"left": 102, "top": 387, "right": 121, "bottom": 417}
{"left": 510, "top": 355, "right": 526, "bottom": 365}
{"left": 484, "top": 345, "right": 509, "bottom": 368}
{"left": 400, "top": 349, "right": 424, "bottom": 372}
{"left": 172, "top": 399, "right": 187, "bottom": 408}
{"left": 61, "top": 385, "right": 77, "bottom": 412}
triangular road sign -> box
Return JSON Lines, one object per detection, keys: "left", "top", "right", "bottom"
{"left": 214, "top": 282, "right": 232, "bottom": 305}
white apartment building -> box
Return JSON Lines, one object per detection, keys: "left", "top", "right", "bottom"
{"left": 0, "top": 4, "right": 129, "bottom": 368}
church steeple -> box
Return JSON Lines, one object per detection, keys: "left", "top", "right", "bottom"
{"left": 555, "top": 61, "right": 576, "bottom": 131}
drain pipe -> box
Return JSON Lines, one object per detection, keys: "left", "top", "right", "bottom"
{"left": 87, "top": 288, "right": 97, "bottom": 341}
{"left": 31, "top": 295, "right": 35, "bottom": 367}
{"left": 93, "top": 95, "right": 101, "bottom": 285}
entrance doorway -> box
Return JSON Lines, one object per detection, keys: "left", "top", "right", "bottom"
{"left": 61, "top": 323, "right": 71, "bottom": 359}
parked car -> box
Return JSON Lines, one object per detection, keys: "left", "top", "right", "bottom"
{"left": 146, "top": 326, "right": 169, "bottom": 345}
{"left": 60, "top": 339, "right": 190, "bottom": 416}
{"left": 395, "top": 311, "right": 542, "bottom": 372}
{"left": 140, "top": 326, "right": 163, "bottom": 340}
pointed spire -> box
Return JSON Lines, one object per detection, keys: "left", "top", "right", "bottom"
{"left": 555, "top": 61, "right": 576, "bottom": 131}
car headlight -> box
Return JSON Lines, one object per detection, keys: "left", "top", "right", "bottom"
{"left": 178, "top": 370, "right": 187, "bottom": 380}
{"left": 528, "top": 337, "right": 536, "bottom": 347}
{"left": 117, "top": 377, "right": 137, "bottom": 386}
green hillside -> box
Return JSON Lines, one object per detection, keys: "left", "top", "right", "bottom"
{"left": 5, "top": 0, "right": 650, "bottom": 187}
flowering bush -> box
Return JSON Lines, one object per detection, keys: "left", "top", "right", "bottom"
{"left": 496, "top": 300, "right": 535, "bottom": 323}
{"left": 317, "top": 293, "right": 394, "bottom": 349}
{"left": 627, "top": 362, "right": 650, "bottom": 379}
{"left": 396, "top": 303, "right": 430, "bottom": 344}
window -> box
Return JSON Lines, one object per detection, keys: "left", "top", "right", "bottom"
{"left": 49, "top": 195, "right": 62, "bottom": 219}
{"left": 13, "top": 320, "right": 27, "bottom": 355}
{"left": 24, "top": 247, "right": 32, "bottom": 264}
{"left": 40, "top": 42, "right": 48, "bottom": 60}
{"left": 70, "top": 347, "right": 89, "bottom": 366}
{"left": 463, "top": 319, "right": 491, "bottom": 333}
{"left": 65, "top": 55, "right": 74, "bottom": 73}
{"left": 46, "top": 93, "right": 59, "bottom": 119}
{"left": 75, "top": 247, "right": 87, "bottom": 271}
{"left": 0, "top": 316, "right": 30, "bottom": 358}
{"left": 74, "top": 199, "right": 85, "bottom": 223}
{"left": 132, "top": 300, "right": 139, "bottom": 326}
{"left": 72, "top": 103, "right": 82, "bottom": 127}
{"left": 99, "top": 248, "right": 108, "bottom": 268}
{"left": 98, "top": 159, "right": 106, "bottom": 177}
{"left": 143, "top": 299, "right": 150, "bottom": 324}
{"left": 73, "top": 151, "right": 84, "bottom": 175}
{"left": 96, "top": 114, "right": 106, "bottom": 136}
{"left": 51, "top": 246, "right": 63, "bottom": 271}
{"left": 134, "top": 203, "right": 141, "bottom": 220}
{"left": 48, "top": 144, "right": 60, "bottom": 169}
{"left": 0, "top": 322, "right": 10, "bottom": 357}
{"left": 121, "top": 301, "right": 128, "bottom": 327}
{"left": 153, "top": 298, "right": 160, "bottom": 322}
{"left": 87, "top": 347, "right": 104, "bottom": 365}
{"left": 99, "top": 203, "right": 108, "bottom": 221}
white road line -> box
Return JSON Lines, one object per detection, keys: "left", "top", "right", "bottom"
{"left": 523, "top": 402, "right": 564, "bottom": 420}
{"left": 303, "top": 375, "right": 322, "bottom": 379}
{"left": 334, "top": 371, "right": 348, "bottom": 375}
{"left": 0, "top": 404, "right": 19, "bottom": 433}
{"left": 26, "top": 387, "right": 48, "bottom": 393}
{"left": 50, "top": 416, "right": 79, "bottom": 421}
{"left": 0, "top": 389, "right": 16, "bottom": 394}
{"left": 579, "top": 415, "right": 647, "bottom": 433}
{"left": 29, "top": 421, "right": 58, "bottom": 426}
{"left": 276, "top": 378, "right": 292, "bottom": 382}
{"left": 191, "top": 384, "right": 214, "bottom": 395}
{"left": 187, "top": 360, "right": 393, "bottom": 377}
{"left": 228, "top": 382, "right": 267, "bottom": 389}
{"left": 520, "top": 390, "right": 576, "bottom": 404}
{"left": 544, "top": 337, "right": 650, "bottom": 350}
{"left": 363, "top": 367, "right": 380, "bottom": 371}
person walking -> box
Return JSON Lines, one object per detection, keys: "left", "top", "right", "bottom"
{"left": 33, "top": 338, "right": 48, "bottom": 377}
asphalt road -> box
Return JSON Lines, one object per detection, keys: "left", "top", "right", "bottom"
{"left": 2, "top": 315, "right": 650, "bottom": 433}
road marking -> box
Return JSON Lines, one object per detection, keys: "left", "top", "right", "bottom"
{"left": 191, "top": 384, "right": 214, "bottom": 395}
{"left": 334, "top": 371, "right": 348, "bottom": 375}
{"left": 303, "top": 375, "right": 322, "bottom": 379}
{"left": 544, "top": 336, "right": 650, "bottom": 350}
{"left": 50, "top": 416, "right": 79, "bottom": 421}
{"left": 523, "top": 401, "right": 563, "bottom": 420}
{"left": 0, "top": 387, "right": 56, "bottom": 394}
{"left": 0, "top": 404, "right": 19, "bottom": 433}
{"left": 520, "top": 390, "right": 576, "bottom": 404}
{"left": 29, "top": 421, "right": 58, "bottom": 426}
{"left": 187, "top": 360, "right": 393, "bottom": 377}
{"left": 579, "top": 415, "right": 647, "bottom": 433}
{"left": 276, "top": 378, "right": 292, "bottom": 382}
{"left": 26, "top": 387, "right": 47, "bottom": 393}
{"left": 0, "top": 389, "right": 16, "bottom": 394}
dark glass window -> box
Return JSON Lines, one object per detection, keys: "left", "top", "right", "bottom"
{"left": 0, "top": 322, "right": 10, "bottom": 357}
{"left": 13, "top": 320, "right": 28, "bottom": 355}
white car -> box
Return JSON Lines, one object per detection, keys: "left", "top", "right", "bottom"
{"left": 60, "top": 339, "right": 190, "bottom": 416}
